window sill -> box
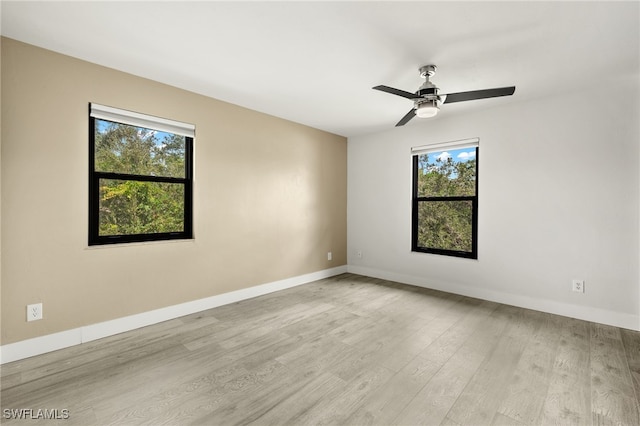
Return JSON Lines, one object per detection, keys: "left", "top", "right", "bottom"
{"left": 85, "top": 238, "right": 195, "bottom": 250}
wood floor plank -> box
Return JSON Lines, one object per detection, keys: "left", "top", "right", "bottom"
{"left": 343, "top": 349, "right": 444, "bottom": 425}
{"left": 244, "top": 372, "right": 346, "bottom": 426}
{"left": 89, "top": 333, "right": 280, "bottom": 420}
{"left": 496, "top": 311, "right": 564, "bottom": 425}
{"left": 369, "top": 294, "right": 479, "bottom": 373}
{"left": 216, "top": 302, "right": 335, "bottom": 350}
{"left": 621, "top": 328, "right": 640, "bottom": 415}
{"left": 182, "top": 301, "right": 320, "bottom": 351}
{"left": 1, "top": 315, "right": 217, "bottom": 388}
{"left": 111, "top": 356, "right": 290, "bottom": 425}
{"left": 283, "top": 365, "right": 394, "bottom": 426}
{"left": 590, "top": 323, "right": 640, "bottom": 426}
{"left": 445, "top": 305, "right": 535, "bottom": 425}
{"left": 342, "top": 294, "right": 491, "bottom": 425}
{"left": 440, "top": 416, "right": 462, "bottom": 426}
{"left": 413, "top": 298, "right": 497, "bottom": 364}
{"left": 2, "top": 273, "right": 639, "bottom": 426}
{"left": 277, "top": 306, "right": 359, "bottom": 340}
{"left": 1, "top": 339, "right": 194, "bottom": 409}
{"left": 391, "top": 301, "right": 505, "bottom": 425}
{"left": 538, "top": 318, "right": 591, "bottom": 425}
{"left": 491, "top": 412, "right": 527, "bottom": 426}
{"left": 200, "top": 362, "right": 322, "bottom": 425}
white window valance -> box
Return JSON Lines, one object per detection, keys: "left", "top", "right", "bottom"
{"left": 90, "top": 103, "right": 195, "bottom": 138}
{"left": 411, "top": 137, "right": 479, "bottom": 155}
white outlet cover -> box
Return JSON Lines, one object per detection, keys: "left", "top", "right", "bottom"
{"left": 572, "top": 280, "right": 585, "bottom": 293}
{"left": 27, "top": 303, "right": 43, "bottom": 321}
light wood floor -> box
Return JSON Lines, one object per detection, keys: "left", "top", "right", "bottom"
{"left": 1, "top": 273, "right": 639, "bottom": 425}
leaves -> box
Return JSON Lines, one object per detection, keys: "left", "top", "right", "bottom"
{"left": 415, "top": 151, "right": 477, "bottom": 253}
{"left": 95, "top": 120, "right": 186, "bottom": 236}
{"left": 98, "top": 180, "right": 185, "bottom": 236}
{"left": 417, "top": 200, "right": 473, "bottom": 252}
{"left": 417, "top": 153, "right": 476, "bottom": 197}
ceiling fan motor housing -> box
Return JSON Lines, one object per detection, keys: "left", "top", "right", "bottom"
{"left": 416, "top": 83, "right": 442, "bottom": 108}
{"left": 416, "top": 65, "right": 442, "bottom": 106}
{"left": 417, "top": 85, "right": 439, "bottom": 97}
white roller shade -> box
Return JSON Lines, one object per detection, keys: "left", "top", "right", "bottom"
{"left": 90, "top": 103, "right": 195, "bottom": 138}
{"left": 411, "top": 137, "right": 479, "bottom": 155}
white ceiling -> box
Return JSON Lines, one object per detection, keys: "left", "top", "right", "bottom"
{"left": 2, "top": 1, "right": 639, "bottom": 137}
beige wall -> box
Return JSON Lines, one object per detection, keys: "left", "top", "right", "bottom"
{"left": 0, "top": 37, "right": 347, "bottom": 345}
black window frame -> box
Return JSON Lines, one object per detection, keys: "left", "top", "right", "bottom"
{"left": 411, "top": 146, "right": 478, "bottom": 259}
{"left": 88, "top": 107, "right": 193, "bottom": 246}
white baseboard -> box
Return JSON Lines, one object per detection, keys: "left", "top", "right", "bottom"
{"left": 0, "top": 265, "right": 348, "bottom": 364}
{"left": 347, "top": 265, "right": 640, "bottom": 332}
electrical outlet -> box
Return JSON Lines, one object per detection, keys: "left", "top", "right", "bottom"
{"left": 572, "top": 279, "right": 585, "bottom": 293}
{"left": 327, "top": 251, "right": 332, "bottom": 261}
{"left": 27, "top": 303, "right": 43, "bottom": 321}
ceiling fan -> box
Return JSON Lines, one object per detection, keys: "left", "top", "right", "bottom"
{"left": 373, "top": 65, "right": 515, "bottom": 126}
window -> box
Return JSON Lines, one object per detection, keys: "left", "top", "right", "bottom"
{"left": 411, "top": 139, "right": 478, "bottom": 259}
{"left": 89, "top": 103, "right": 194, "bottom": 245}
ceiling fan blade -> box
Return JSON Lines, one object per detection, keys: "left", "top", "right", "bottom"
{"left": 396, "top": 109, "right": 416, "bottom": 127}
{"left": 442, "top": 86, "right": 515, "bottom": 104}
{"left": 373, "top": 85, "right": 418, "bottom": 100}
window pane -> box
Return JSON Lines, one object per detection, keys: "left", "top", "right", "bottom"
{"left": 99, "top": 179, "right": 185, "bottom": 236}
{"left": 416, "top": 148, "right": 476, "bottom": 197}
{"left": 94, "top": 119, "right": 185, "bottom": 178}
{"left": 417, "top": 200, "right": 473, "bottom": 252}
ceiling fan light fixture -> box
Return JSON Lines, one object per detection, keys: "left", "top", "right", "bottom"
{"left": 415, "top": 100, "right": 439, "bottom": 118}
